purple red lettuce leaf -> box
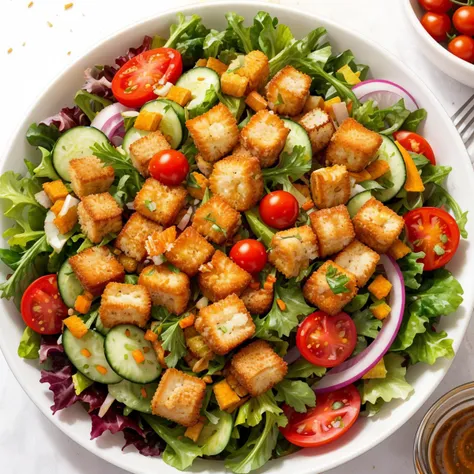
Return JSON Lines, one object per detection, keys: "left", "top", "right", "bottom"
{"left": 115, "top": 36, "right": 153, "bottom": 68}
{"left": 122, "top": 426, "right": 164, "bottom": 457}
{"left": 41, "top": 106, "right": 89, "bottom": 132}
{"left": 90, "top": 402, "right": 144, "bottom": 439}
{"left": 83, "top": 67, "right": 114, "bottom": 100}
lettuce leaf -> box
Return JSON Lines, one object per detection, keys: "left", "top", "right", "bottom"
{"left": 160, "top": 319, "right": 186, "bottom": 368}
{"left": 26, "top": 122, "right": 61, "bottom": 150}
{"left": 420, "top": 163, "right": 452, "bottom": 185}
{"left": 244, "top": 208, "right": 275, "bottom": 247}
{"left": 352, "top": 308, "right": 382, "bottom": 339}
{"left": 40, "top": 105, "right": 89, "bottom": 132}
{"left": 402, "top": 108, "right": 427, "bottom": 132}
{"left": 286, "top": 359, "right": 326, "bottom": 379}
{"left": 33, "top": 147, "right": 60, "bottom": 180}
{"left": 235, "top": 391, "right": 284, "bottom": 427}
{"left": 405, "top": 328, "right": 454, "bottom": 365}
{"left": 90, "top": 403, "right": 144, "bottom": 439}
{"left": 122, "top": 427, "right": 163, "bottom": 457}
{"left": 74, "top": 90, "right": 112, "bottom": 122}
{"left": 274, "top": 379, "right": 316, "bottom": 413}
{"left": 72, "top": 372, "right": 93, "bottom": 395}
{"left": 398, "top": 251, "right": 425, "bottom": 290}
{"left": 225, "top": 12, "right": 253, "bottom": 54}
{"left": 17, "top": 327, "right": 41, "bottom": 359}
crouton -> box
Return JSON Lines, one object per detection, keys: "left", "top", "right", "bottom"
{"left": 138, "top": 264, "right": 191, "bottom": 315}
{"left": 99, "top": 283, "right": 151, "bottom": 328}
{"left": 69, "top": 156, "right": 114, "bottom": 198}
{"left": 166, "top": 85, "right": 192, "bottom": 107}
{"left": 368, "top": 275, "right": 392, "bottom": 300}
{"left": 266, "top": 65, "right": 311, "bottom": 116}
{"left": 303, "top": 95, "right": 325, "bottom": 113}
{"left": 186, "top": 103, "right": 239, "bottom": 163}
{"left": 117, "top": 254, "right": 138, "bottom": 273}
{"left": 198, "top": 250, "right": 252, "bottom": 302}
{"left": 221, "top": 72, "right": 249, "bottom": 98}
{"left": 195, "top": 154, "right": 213, "bottom": 177}
{"left": 134, "top": 178, "right": 187, "bottom": 226}
{"left": 134, "top": 110, "right": 162, "bottom": 131}
{"left": 165, "top": 226, "right": 215, "bottom": 277}
{"left": 310, "top": 165, "right": 351, "bottom": 209}
{"left": 192, "top": 195, "right": 241, "bottom": 244}
{"left": 388, "top": 239, "right": 411, "bottom": 260}
{"left": 353, "top": 198, "right": 404, "bottom": 253}
{"left": 207, "top": 57, "right": 228, "bottom": 76}
{"left": 326, "top": 118, "right": 383, "bottom": 172}
{"left": 268, "top": 226, "right": 319, "bottom": 278}
{"left": 69, "top": 246, "right": 125, "bottom": 296}
{"left": 231, "top": 142, "right": 256, "bottom": 161}
{"left": 151, "top": 368, "right": 206, "bottom": 427}
{"left": 303, "top": 260, "right": 358, "bottom": 315}
{"left": 115, "top": 212, "right": 162, "bottom": 261}
{"left": 209, "top": 154, "right": 263, "bottom": 211}
{"left": 77, "top": 192, "right": 123, "bottom": 244}
{"left": 240, "top": 284, "right": 274, "bottom": 315}
{"left": 184, "top": 326, "right": 214, "bottom": 360}
{"left": 245, "top": 91, "right": 267, "bottom": 112}
{"left": 43, "top": 180, "right": 69, "bottom": 203}
{"left": 240, "top": 110, "right": 289, "bottom": 168}
{"left": 234, "top": 50, "right": 269, "bottom": 93}
{"left": 195, "top": 294, "right": 255, "bottom": 355}
{"left": 230, "top": 340, "right": 287, "bottom": 397}
{"left": 213, "top": 379, "right": 242, "bottom": 412}
{"left": 186, "top": 172, "right": 209, "bottom": 200}
{"left": 129, "top": 130, "right": 171, "bottom": 177}
{"left": 299, "top": 108, "right": 336, "bottom": 154}
{"left": 310, "top": 205, "right": 355, "bottom": 257}
{"left": 334, "top": 239, "right": 380, "bottom": 287}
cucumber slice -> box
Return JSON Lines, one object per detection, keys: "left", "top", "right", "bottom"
{"left": 108, "top": 379, "right": 157, "bottom": 414}
{"left": 347, "top": 190, "right": 372, "bottom": 218}
{"left": 282, "top": 119, "right": 312, "bottom": 162}
{"left": 142, "top": 99, "right": 183, "bottom": 148}
{"left": 52, "top": 126, "right": 109, "bottom": 181}
{"left": 63, "top": 329, "right": 122, "bottom": 384}
{"left": 104, "top": 324, "right": 161, "bottom": 384}
{"left": 57, "top": 260, "right": 83, "bottom": 308}
{"left": 122, "top": 128, "right": 148, "bottom": 155}
{"left": 159, "top": 99, "right": 185, "bottom": 127}
{"left": 198, "top": 410, "right": 233, "bottom": 456}
{"left": 373, "top": 135, "right": 407, "bottom": 203}
{"left": 94, "top": 316, "right": 110, "bottom": 336}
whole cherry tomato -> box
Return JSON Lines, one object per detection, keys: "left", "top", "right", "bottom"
{"left": 149, "top": 149, "right": 189, "bottom": 186}
{"left": 453, "top": 6, "right": 474, "bottom": 36}
{"left": 448, "top": 35, "right": 474, "bottom": 63}
{"left": 421, "top": 12, "right": 451, "bottom": 42}
{"left": 229, "top": 239, "right": 268, "bottom": 274}
{"left": 259, "top": 191, "right": 299, "bottom": 230}
{"left": 418, "top": 0, "right": 452, "bottom": 14}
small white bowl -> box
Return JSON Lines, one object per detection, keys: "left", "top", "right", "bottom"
{"left": 403, "top": 0, "right": 474, "bottom": 88}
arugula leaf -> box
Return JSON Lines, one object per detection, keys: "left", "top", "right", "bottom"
{"left": 151, "top": 35, "right": 166, "bottom": 48}
{"left": 216, "top": 91, "right": 246, "bottom": 120}
{"left": 398, "top": 251, "right": 425, "bottom": 290}
{"left": 326, "top": 49, "right": 369, "bottom": 81}
{"left": 286, "top": 359, "right": 326, "bottom": 379}
{"left": 402, "top": 108, "right": 427, "bottom": 132}
{"left": 405, "top": 328, "right": 454, "bottom": 365}
{"left": 33, "top": 147, "right": 60, "bottom": 180}
{"left": 411, "top": 152, "right": 431, "bottom": 169}
{"left": 344, "top": 292, "right": 370, "bottom": 312}
{"left": 17, "top": 327, "right": 41, "bottom": 359}
{"left": 124, "top": 274, "right": 139, "bottom": 285}
{"left": 74, "top": 90, "right": 112, "bottom": 122}
{"left": 160, "top": 319, "right": 187, "bottom": 367}
{"left": 275, "top": 379, "right": 316, "bottom": 413}
{"left": 0, "top": 248, "right": 22, "bottom": 270}
{"left": 352, "top": 309, "right": 382, "bottom": 339}
{"left": 326, "top": 264, "right": 351, "bottom": 294}
{"left": 225, "top": 12, "right": 253, "bottom": 54}
{"left": 421, "top": 164, "right": 452, "bottom": 185}
{"left": 176, "top": 37, "right": 206, "bottom": 68}
{"left": 244, "top": 208, "right": 275, "bottom": 247}
{"left": 26, "top": 122, "right": 60, "bottom": 151}
{"left": 203, "top": 29, "right": 228, "bottom": 57}
{"left": 235, "top": 391, "right": 284, "bottom": 427}
{"left": 164, "top": 13, "right": 203, "bottom": 49}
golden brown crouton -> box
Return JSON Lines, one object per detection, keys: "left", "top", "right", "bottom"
{"left": 134, "top": 178, "right": 187, "bottom": 226}
{"left": 245, "top": 91, "right": 268, "bottom": 112}
{"left": 206, "top": 57, "right": 228, "bottom": 76}
{"left": 99, "top": 283, "right": 151, "bottom": 328}
{"left": 232, "top": 142, "right": 256, "bottom": 161}
{"left": 209, "top": 155, "right": 263, "bottom": 211}
{"left": 129, "top": 130, "right": 171, "bottom": 177}
{"left": 151, "top": 368, "right": 206, "bottom": 427}
{"left": 334, "top": 239, "right": 380, "bottom": 287}
{"left": 69, "top": 156, "right": 115, "bottom": 198}
{"left": 230, "top": 340, "right": 287, "bottom": 397}
{"left": 69, "top": 246, "right": 125, "bottom": 296}
{"left": 310, "top": 165, "right": 351, "bottom": 209}
{"left": 310, "top": 205, "right": 355, "bottom": 257}
{"left": 186, "top": 103, "right": 239, "bottom": 163}
{"left": 268, "top": 226, "right": 319, "bottom": 278}
{"left": 326, "top": 118, "right": 383, "bottom": 172}
{"left": 192, "top": 195, "right": 241, "bottom": 245}
{"left": 165, "top": 227, "right": 215, "bottom": 277}
{"left": 198, "top": 250, "right": 252, "bottom": 302}
{"left": 221, "top": 72, "right": 249, "bottom": 98}
{"left": 77, "top": 192, "right": 123, "bottom": 244}
{"left": 186, "top": 172, "right": 209, "bottom": 200}
{"left": 240, "top": 110, "right": 289, "bottom": 168}
{"left": 234, "top": 50, "right": 269, "bottom": 93}
{"left": 195, "top": 154, "right": 214, "bottom": 177}
{"left": 303, "top": 260, "right": 358, "bottom": 315}
{"left": 353, "top": 198, "right": 404, "bottom": 253}
{"left": 240, "top": 284, "right": 274, "bottom": 315}
{"left": 299, "top": 108, "right": 335, "bottom": 154}
{"left": 195, "top": 294, "right": 255, "bottom": 355}
{"left": 266, "top": 65, "right": 311, "bottom": 116}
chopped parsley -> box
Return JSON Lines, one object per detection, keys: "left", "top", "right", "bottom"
{"left": 147, "top": 268, "right": 156, "bottom": 276}
{"left": 280, "top": 234, "right": 302, "bottom": 242}
{"left": 218, "top": 326, "right": 228, "bottom": 334}
{"left": 275, "top": 92, "right": 285, "bottom": 106}
{"left": 144, "top": 199, "right": 157, "bottom": 212}
{"left": 186, "top": 172, "right": 201, "bottom": 189}
{"left": 167, "top": 263, "right": 181, "bottom": 273}
{"left": 204, "top": 214, "right": 227, "bottom": 236}
{"left": 326, "top": 265, "right": 351, "bottom": 294}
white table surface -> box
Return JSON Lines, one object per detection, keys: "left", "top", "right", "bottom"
{"left": 0, "top": 1, "right": 473, "bottom": 473}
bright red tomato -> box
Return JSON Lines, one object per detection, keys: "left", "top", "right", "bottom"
{"left": 149, "top": 149, "right": 189, "bottom": 186}
{"left": 393, "top": 131, "right": 436, "bottom": 165}
{"left": 280, "top": 384, "right": 361, "bottom": 448}
{"left": 296, "top": 312, "right": 357, "bottom": 368}
{"left": 418, "top": 0, "right": 452, "bottom": 13}
{"left": 453, "top": 6, "right": 474, "bottom": 36}
{"left": 21, "top": 275, "right": 68, "bottom": 335}
{"left": 448, "top": 35, "right": 474, "bottom": 63}
{"left": 404, "top": 207, "right": 460, "bottom": 271}
{"left": 112, "top": 48, "right": 183, "bottom": 107}
{"left": 230, "top": 239, "right": 267, "bottom": 274}
{"left": 421, "top": 12, "right": 452, "bottom": 42}
{"left": 259, "top": 191, "right": 299, "bottom": 230}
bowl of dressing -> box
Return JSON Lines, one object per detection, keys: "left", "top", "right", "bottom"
{"left": 414, "top": 382, "right": 474, "bottom": 473}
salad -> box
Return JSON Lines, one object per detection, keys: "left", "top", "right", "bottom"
{"left": 1, "top": 10, "right": 467, "bottom": 473}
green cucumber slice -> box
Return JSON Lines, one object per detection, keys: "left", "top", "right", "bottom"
{"left": 108, "top": 379, "right": 157, "bottom": 413}
{"left": 347, "top": 190, "right": 373, "bottom": 218}
{"left": 281, "top": 119, "right": 312, "bottom": 162}
{"left": 198, "top": 409, "right": 233, "bottom": 456}
{"left": 58, "top": 260, "right": 83, "bottom": 308}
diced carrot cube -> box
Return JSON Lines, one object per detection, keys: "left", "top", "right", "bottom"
{"left": 388, "top": 239, "right": 411, "bottom": 260}
{"left": 302, "top": 200, "right": 314, "bottom": 211}
{"left": 195, "top": 58, "right": 208, "bottom": 67}
{"left": 54, "top": 205, "right": 78, "bottom": 234}
{"left": 74, "top": 294, "right": 92, "bottom": 314}
{"left": 179, "top": 313, "right": 196, "bottom": 329}
{"left": 206, "top": 57, "right": 228, "bottom": 76}
{"left": 366, "top": 160, "right": 390, "bottom": 180}
{"left": 135, "top": 110, "right": 163, "bottom": 132}
{"left": 184, "top": 421, "right": 205, "bottom": 442}
{"left": 370, "top": 302, "right": 391, "bottom": 321}
{"left": 368, "top": 275, "right": 393, "bottom": 300}
{"left": 51, "top": 199, "right": 65, "bottom": 216}
{"left": 144, "top": 329, "right": 158, "bottom": 342}
{"left": 245, "top": 91, "right": 268, "bottom": 112}
{"left": 43, "top": 180, "right": 69, "bottom": 203}
{"left": 166, "top": 85, "right": 192, "bottom": 107}
{"left": 276, "top": 299, "right": 286, "bottom": 311}
{"left": 63, "top": 315, "right": 88, "bottom": 339}
{"left": 213, "top": 379, "right": 241, "bottom": 411}
{"left": 132, "top": 349, "right": 145, "bottom": 364}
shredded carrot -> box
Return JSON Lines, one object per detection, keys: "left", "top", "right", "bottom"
{"left": 125, "top": 328, "right": 131, "bottom": 337}
{"left": 249, "top": 281, "right": 260, "bottom": 290}
{"left": 96, "top": 365, "right": 108, "bottom": 375}
{"left": 144, "top": 329, "right": 158, "bottom": 342}
{"left": 302, "top": 200, "right": 314, "bottom": 211}
{"left": 80, "top": 348, "right": 91, "bottom": 358}
{"left": 179, "top": 314, "right": 195, "bottom": 329}
{"left": 140, "top": 387, "right": 148, "bottom": 398}
{"left": 145, "top": 226, "right": 177, "bottom": 257}
{"left": 276, "top": 299, "right": 287, "bottom": 311}
{"left": 132, "top": 349, "right": 145, "bottom": 364}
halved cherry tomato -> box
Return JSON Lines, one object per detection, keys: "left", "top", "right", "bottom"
{"left": 259, "top": 191, "right": 299, "bottom": 230}
{"left": 21, "top": 275, "right": 68, "bottom": 335}
{"left": 296, "top": 311, "right": 357, "bottom": 368}
{"left": 448, "top": 36, "right": 474, "bottom": 63}
{"left": 393, "top": 131, "right": 436, "bottom": 165}
{"left": 404, "top": 207, "right": 460, "bottom": 271}
{"left": 418, "top": 0, "right": 452, "bottom": 14}
{"left": 230, "top": 239, "right": 267, "bottom": 274}
{"left": 453, "top": 6, "right": 474, "bottom": 37}
{"left": 149, "top": 149, "right": 189, "bottom": 186}
{"left": 280, "top": 384, "right": 361, "bottom": 448}
{"left": 421, "top": 12, "right": 451, "bottom": 42}
{"left": 112, "top": 48, "right": 183, "bottom": 108}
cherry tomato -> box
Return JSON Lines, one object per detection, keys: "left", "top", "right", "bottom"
{"left": 149, "top": 149, "right": 189, "bottom": 186}
{"left": 296, "top": 311, "right": 357, "bottom": 368}
{"left": 259, "top": 191, "right": 299, "bottom": 230}
{"left": 404, "top": 207, "right": 460, "bottom": 271}
{"left": 21, "top": 275, "right": 68, "bottom": 335}
{"left": 418, "top": 0, "right": 452, "bottom": 14}
{"left": 280, "top": 384, "right": 361, "bottom": 448}
{"left": 421, "top": 12, "right": 452, "bottom": 42}
{"left": 112, "top": 48, "right": 183, "bottom": 108}
{"left": 448, "top": 35, "right": 474, "bottom": 63}
{"left": 230, "top": 239, "right": 267, "bottom": 274}
{"left": 453, "top": 6, "right": 474, "bottom": 36}
{"left": 393, "top": 131, "right": 436, "bottom": 165}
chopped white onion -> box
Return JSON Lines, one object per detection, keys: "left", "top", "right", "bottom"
{"left": 152, "top": 255, "right": 166, "bottom": 266}
{"left": 98, "top": 393, "right": 116, "bottom": 418}
{"left": 34, "top": 190, "right": 52, "bottom": 209}
{"left": 44, "top": 211, "right": 69, "bottom": 253}
{"left": 177, "top": 207, "right": 193, "bottom": 231}
{"left": 58, "top": 194, "right": 79, "bottom": 217}
{"left": 121, "top": 110, "right": 140, "bottom": 118}
{"left": 126, "top": 201, "right": 135, "bottom": 210}
{"left": 332, "top": 102, "right": 349, "bottom": 126}
{"left": 196, "top": 296, "right": 209, "bottom": 309}
{"left": 350, "top": 183, "right": 366, "bottom": 198}
{"left": 154, "top": 82, "right": 173, "bottom": 97}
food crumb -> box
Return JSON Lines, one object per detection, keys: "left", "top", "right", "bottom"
{"left": 64, "top": 2, "right": 73, "bottom": 10}
{"left": 47, "top": 21, "right": 53, "bottom": 27}
{"left": 67, "top": 51, "right": 71, "bottom": 55}
{"left": 22, "top": 42, "right": 26, "bottom": 47}
{"left": 28, "top": 1, "right": 33, "bottom": 7}
{"left": 7, "top": 48, "right": 13, "bottom": 54}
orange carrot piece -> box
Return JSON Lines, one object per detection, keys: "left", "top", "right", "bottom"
{"left": 132, "top": 349, "right": 145, "bottom": 364}
{"left": 179, "top": 314, "right": 196, "bottom": 329}
{"left": 80, "top": 348, "right": 91, "bottom": 358}
{"left": 276, "top": 299, "right": 286, "bottom": 311}
{"left": 144, "top": 329, "right": 158, "bottom": 342}
{"left": 96, "top": 365, "right": 108, "bottom": 375}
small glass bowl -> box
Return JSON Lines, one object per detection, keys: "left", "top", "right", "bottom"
{"left": 414, "top": 382, "right": 474, "bottom": 473}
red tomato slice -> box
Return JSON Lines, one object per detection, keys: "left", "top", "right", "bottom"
{"left": 296, "top": 311, "right": 357, "bottom": 368}
{"left": 149, "top": 149, "right": 189, "bottom": 186}
{"left": 393, "top": 131, "right": 436, "bottom": 165}
{"left": 21, "top": 275, "right": 68, "bottom": 335}
{"left": 280, "top": 384, "right": 361, "bottom": 448}
{"left": 229, "top": 239, "right": 268, "bottom": 274}
{"left": 112, "top": 48, "right": 183, "bottom": 108}
{"left": 404, "top": 207, "right": 460, "bottom": 271}
{"left": 259, "top": 191, "right": 299, "bottom": 230}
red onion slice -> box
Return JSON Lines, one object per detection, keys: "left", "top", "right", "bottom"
{"left": 91, "top": 103, "right": 134, "bottom": 141}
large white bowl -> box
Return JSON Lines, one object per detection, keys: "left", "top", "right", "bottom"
{"left": 1, "top": 2, "right": 474, "bottom": 473}
{"left": 404, "top": 0, "right": 474, "bottom": 88}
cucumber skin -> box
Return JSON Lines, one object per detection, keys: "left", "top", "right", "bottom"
{"left": 58, "top": 260, "right": 83, "bottom": 308}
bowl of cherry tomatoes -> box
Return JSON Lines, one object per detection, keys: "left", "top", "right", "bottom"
{"left": 404, "top": 0, "right": 474, "bottom": 87}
